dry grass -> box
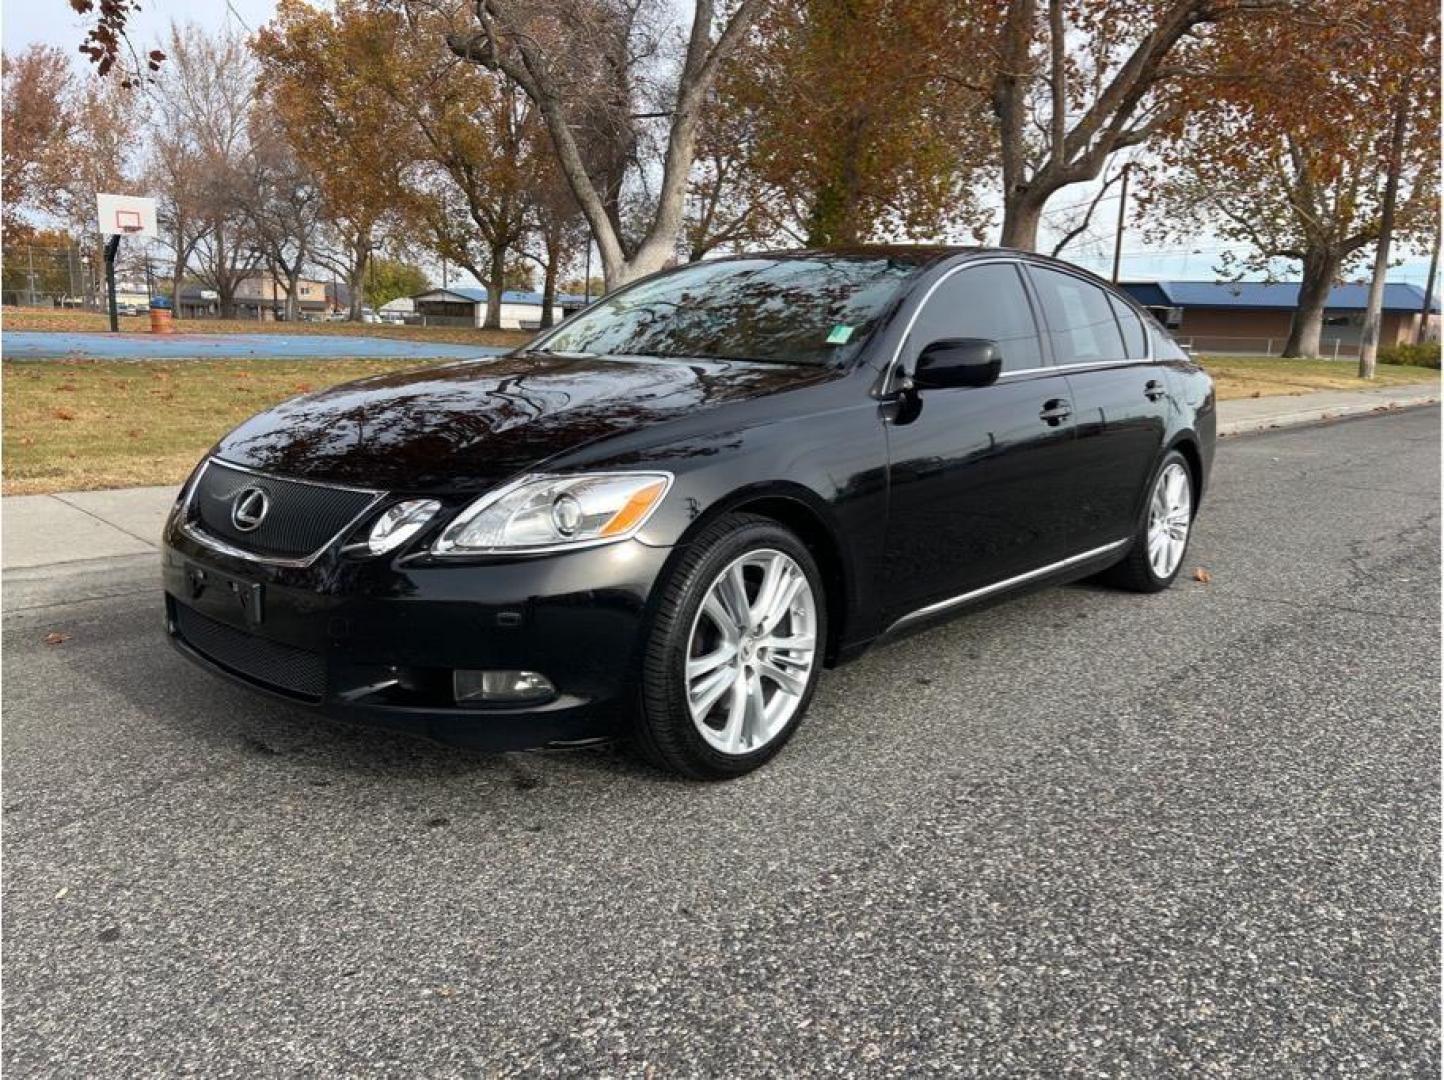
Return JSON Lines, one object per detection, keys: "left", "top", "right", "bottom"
{"left": 3, "top": 358, "right": 444, "bottom": 494}
{"left": 3, "top": 355, "right": 1437, "bottom": 495}
{"left": 1, "top": 306, "right": 532, "bottom": 349}
{"left": 1202, "top": 355, "right": 1438, "bottom": 400}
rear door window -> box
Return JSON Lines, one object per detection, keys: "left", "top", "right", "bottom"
{"left": 909, "top": 263, "right": 1043, "bottom": 372}
{"left": 1108, "top": 294, "right": 1148, "bottom": 359}
{"left": 1028, "top": 266, "right": 1126, "bottom": 364}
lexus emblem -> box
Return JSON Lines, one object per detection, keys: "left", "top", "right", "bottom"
{"left": 230, "top": 487, "right": 270, "bottom": 532}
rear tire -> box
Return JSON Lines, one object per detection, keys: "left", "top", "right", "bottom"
{"left": 632, "top": 513, "right": 826, "bottom": 780}
{"left": 1102, "top": 449, "right": 1194, "bottom": 593}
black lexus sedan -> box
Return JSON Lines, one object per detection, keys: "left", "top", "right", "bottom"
{"left": 163, "top": 247, "right": 1214, "bottom": 778}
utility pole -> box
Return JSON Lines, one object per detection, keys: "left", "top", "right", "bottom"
{"left": 1417, "top": 229, "right": 1440, "bottom": 345}
{"left": 1359, "top": 91, "right": 1410, "bottom": 379}
{"left": 1111, "top": 163, "right": 1131, "bottom": 285}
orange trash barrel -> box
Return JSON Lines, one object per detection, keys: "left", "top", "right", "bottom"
{"left": 149, "top": 297, "right": 174, "bottom": 334}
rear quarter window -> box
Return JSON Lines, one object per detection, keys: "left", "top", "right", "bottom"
{"left": 1108, "top": 294, "right": 1148, "bottom": 359}
{"left": 1029, "top": 266, "right": 1126, "bottom": 364}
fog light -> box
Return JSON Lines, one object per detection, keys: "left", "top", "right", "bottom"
{"left": 454, "top": 669, "right": 556, "bottom": 704}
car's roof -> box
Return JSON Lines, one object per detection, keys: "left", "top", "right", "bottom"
{"left": 747, "top": 245, "right": 992, "bottom": 268}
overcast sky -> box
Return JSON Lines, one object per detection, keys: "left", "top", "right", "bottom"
{"left": 4, "top": 0, "right": 1434, "bottom": 290}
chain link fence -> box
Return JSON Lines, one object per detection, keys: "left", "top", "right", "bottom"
{"left": 1, "top": 240, "right": 106, "bottom": 310}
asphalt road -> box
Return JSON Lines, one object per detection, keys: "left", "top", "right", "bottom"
{"left": 3, "top": 408, "right": 1439, "bottom": 1076}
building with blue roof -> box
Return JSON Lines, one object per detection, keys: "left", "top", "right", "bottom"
{"left": 1118, "top": 280, "right": 1439, "bottom": 356}
{"left": 412, "top": 286, "right": 592, "bottom": 331}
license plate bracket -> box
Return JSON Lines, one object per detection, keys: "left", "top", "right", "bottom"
{"left": 186, "top": 563, "right": 264, "bottom": 627}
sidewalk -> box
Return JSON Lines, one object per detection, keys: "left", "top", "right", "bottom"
{"left": 1216, "top": 380, "right": 1439, "bottom": 437}
{"left": 2, "top": 382, "right": 1438, "bottom": 573}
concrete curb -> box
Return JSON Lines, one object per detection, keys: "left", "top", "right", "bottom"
{"left": 2, "top": 382, "right": 1437, "bottom": 574}
{"left": 1217, "top": 385, "right": 1439, "bottom": 437}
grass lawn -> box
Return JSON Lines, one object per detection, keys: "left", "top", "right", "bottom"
{"left": 2, "top": 358, "right": 443, "bottom": 494}
{"left": 3, "top": 355, "right": 1438, "bottom": 495}
{"left": 1, "top": 306, "right": 532, "bottom": 350}
{"left": 1200, "top": 355, "right": 1438, "bottom": 399}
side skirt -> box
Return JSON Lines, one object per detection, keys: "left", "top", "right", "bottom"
{"left": 877, "top": 538, "right": 1131, "bottom": 642}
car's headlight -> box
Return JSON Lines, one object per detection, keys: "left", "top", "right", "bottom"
{"left": 433, "top": 472, "right": 672, "bottom": 555}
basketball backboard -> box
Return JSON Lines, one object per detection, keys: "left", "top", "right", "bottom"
{"left": 96, "top": 193, "right": 158, "bottom": 239}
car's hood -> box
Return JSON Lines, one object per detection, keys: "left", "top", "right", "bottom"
{"left": 214, "top": 352, "right": 830, "bottom": 492}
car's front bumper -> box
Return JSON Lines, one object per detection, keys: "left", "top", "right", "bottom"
{"left": 161, "top": 522, "right": 673, "bottom": 750}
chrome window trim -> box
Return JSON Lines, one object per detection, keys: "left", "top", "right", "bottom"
{"left": 996, "top": 358, "right": 1151, "bottom": 380}
{"left": 179, "top": 458, "right": 387, "bottom": 568}
{"left": 880, "top": 257, "right": 1157, "bottom": 394}
{"left": 883, "top": 538, "right": 1129, "bottom": 636}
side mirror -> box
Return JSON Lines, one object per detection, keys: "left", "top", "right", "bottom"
{"left": 913, "top": 338, "right": 1002, "bottom": 389}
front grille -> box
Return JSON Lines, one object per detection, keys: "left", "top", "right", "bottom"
{"left": 188, "top": 460, "right": 379, "bottom": 560}
{"left": 174, "top": 603, "right": 326, "bottom": 700}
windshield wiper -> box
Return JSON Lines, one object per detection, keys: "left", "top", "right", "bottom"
{"left": 526, "top": 346, "right": 597, "bottom": 359}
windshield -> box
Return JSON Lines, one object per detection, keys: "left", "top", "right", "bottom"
{"left": 534, "top": 256, "right": 919, "bottom": 366}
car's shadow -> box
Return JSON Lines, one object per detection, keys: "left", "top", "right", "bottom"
{"left": 78, "top": 578, "right": 1124, "bottom": 790}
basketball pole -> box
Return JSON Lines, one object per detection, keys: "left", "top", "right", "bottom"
{"left": 104, "top": 233, "right": 121, "bottom": 332}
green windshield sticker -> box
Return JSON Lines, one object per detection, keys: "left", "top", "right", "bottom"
{"left": 825, "top": 324, "right": 855, "bottom": 345}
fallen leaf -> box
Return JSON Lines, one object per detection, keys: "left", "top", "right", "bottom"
{"left": 1192, "top": 568, "right": 1212, "bottom": 584}
{"left": 43, "top": 631, "right": 70, "bottom": 645}
{"left": 52, "top": 408, "right": 76, "bottom": 421}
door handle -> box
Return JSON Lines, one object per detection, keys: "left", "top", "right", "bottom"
{"left": 1145, "top": 379, "right": 1167, "bottom": 401}
{"left": 1039, "top": 398, "right": 1072, "bottom": 425}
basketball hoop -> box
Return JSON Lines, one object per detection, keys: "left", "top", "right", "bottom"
{"left": 95, "top": 194, "right": 159, "bottom": 332}
{"left": 97, "top": 194, "right": 157, "bottom": 239}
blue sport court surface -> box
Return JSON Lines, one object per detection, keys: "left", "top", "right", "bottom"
{"left": 1, "top": 331, "right": 508, "bottom": 362}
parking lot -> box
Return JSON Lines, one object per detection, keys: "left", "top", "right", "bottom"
{"left": 2, "top": 408, "right": 1438, "bottom": 1075}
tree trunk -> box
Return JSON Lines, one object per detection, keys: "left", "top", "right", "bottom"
{"left": 540, "top": 239, "right": 559, "bottom": 330}
{"left": 1282, "top": 248, "right": 1340, "bottom": 358}
{"left": 170, "top": 252, "right": 186, "bottom": 321}
{"left": 1417, "top": 231, "right": 1439, "bottom": 345}
{"left": 346, "top": 243, "right": 367, "bottom": 321}
{"left": 484, "top": 241, "right": 506, "bottom": 330}
{"left": 1000, "top": 192, "right": 1046, "bottom": 251}
{"left": 1359, "top": 93, "right": 1409, "bottom": 379}
{"left": 284, "top": 267, "right": 303, "bottom": 322}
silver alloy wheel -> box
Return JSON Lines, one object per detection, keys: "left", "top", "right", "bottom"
{"left": 1147, "top": 462, "right": 1192, "bottom": 579}
{"left": 685, "top": 548, "right": 818, "bottom": 756}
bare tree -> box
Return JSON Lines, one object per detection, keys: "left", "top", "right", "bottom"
{"left": 146, "top": 128, "right": 208, "bottom": 318}
{"left": 243, "top": 112, "right": 324, "bottom": 322}
{"left": 150, "top": 24, "right": 260, "bottom": 318}
{"left": 446, "top": 0, "right": 766, "bottom": 289}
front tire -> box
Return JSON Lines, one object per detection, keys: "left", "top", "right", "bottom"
{"left": 1102, "top": 450, "right": 1195, "bottom": 593}
{"left": 633, "top": 513, "right": 826, "bottom": 779}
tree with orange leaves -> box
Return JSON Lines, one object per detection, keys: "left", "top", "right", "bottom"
{"left": 706, "top": 0, "right": 992, "bottom": 249}
{"left": 1143, "top": 0, "right": 1439, "bottom": 358}
{"left": 254, "top": 0, "right": 410, "bottom": 320}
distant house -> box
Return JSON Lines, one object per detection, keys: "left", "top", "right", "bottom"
{"left": 1119, "top": 280, "right": 1440, "bottom": 356}
{"left": 412, "top": 287, "right": 590, "bottom": 330}
{"left": 176, "top": 285, "right": 220, "bottom": 319}
{"left": 232, "top": 276, "right": 331, "bottom": 320}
